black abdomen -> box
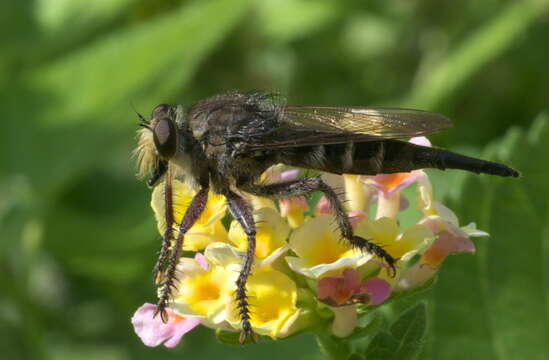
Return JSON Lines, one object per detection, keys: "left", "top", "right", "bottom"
{"left": 281, "top": 139, "right": 519, "bottom": 177}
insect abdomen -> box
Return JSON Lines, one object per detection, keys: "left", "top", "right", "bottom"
{"left": 282, "top": 140, "right": 519, "bottom": 177}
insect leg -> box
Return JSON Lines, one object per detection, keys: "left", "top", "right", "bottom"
{"left": 147, "top": 160, "right": 168, "bottom": 188}
{"left": 226, "top": 192, "right": 257, "bottom": 343}
{"left": 155, "top": 187, "right": 209, "bottom": 322}
{"left": 152, "top": 171, "right": 173, "bottom": 284}
{"left": 242, "top": 178, "right": 396, "bottom": 275}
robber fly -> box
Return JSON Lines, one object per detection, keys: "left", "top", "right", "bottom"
{"left": 134, "top": 91, "right": 519, "bottom": 342}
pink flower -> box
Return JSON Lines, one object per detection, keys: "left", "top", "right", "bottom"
{"left": 421, "top": 231, "right": 475, "bottom": 268}
{"left": 315, "top": 196, "right": 332, "bottom": 215}
{"left": 359, "top": 137, "right": 431, "bottom": 199}
{"left": 194, "top": 252, "right": 209, "bottom": 270}
{"left": 360, "top": 277, "right": 392, "bottom": 305}
{"left": 409, "top": 136, "right": 432, "bottom": 147}
{"left": 348, "top": 210, "right": 367, "bottom": 229}
{"left": 131, "top": 303, "right": 201, "bottom": 348}
{"left": 317, "top": 268, "right": 391, "bottom": 306}
{"left": 279, "top": 197, "right": 308, "bottom": 217}
{"left": 280, "top": 169, "right": 300, "bottom": 182}
{"left": 418, "top": 210, "right": 481, "bottom": 268}
{"left": 361, "top": 172, "right": 422, "bottom": 199}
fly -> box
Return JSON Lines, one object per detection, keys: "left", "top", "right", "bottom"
{"left": 134, "top": 91, "right": 519, "bottom": 342}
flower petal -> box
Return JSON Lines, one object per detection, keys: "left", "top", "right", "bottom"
{"left": 361, "top": 171, "right": 422, "bottom": 199}
{"left": 317, "top": 277, "right": 342, "bottom": 300}
{"left": 151, "top": 180, "right": 228, "bottom": 251}
{"left": 286, "top": 253, "right": 371, "bottom": 279}
{"left": 360, "top": 277, "right": 391, "bottom": 305}
{"left": 204, "top": 242, "right": 243, "bottom": 267}
{"left": 279, "top": 197, "right": 308, "bottom": 228}
{"left": 163, "top": 317, "right": 202, "bottom": 348}
{"left": 409, "top": 136, "right": 432, "bottom": 147}
{"left": 348, "top": 210, "right": 367, "bottom": 229}
{"left": 226, "top": 269, "right": 299, "bottom": 339}
{"left": 229, "top": 207, "right": 290, "bottom": 259}
{"left": 342, "top": 268, "right": 361, "bottom": 291}
{"left": 280, "top": 169, "right": 300, "bottom": 182}
{"left": 422, "top": 231, "right": 475, "bottom": 267}
{"left": 260, "top": 244, "right": 290, "bottom": 268}
{"left": 131, "top": 303, "right": 200, "bottom": 348}
{"left": 396, "top": 263, "right": 437, "bottom": 291}
{"left": 397, "top": 224, "right": 435, "bottom": 261}
{"left": 461, "top": 222, "right": 489, "bottom": 237}
{"left": 315, "top": 196, "right": 332, "bottom": 215}
{"left": 194, "top": 252, "right": 209, "bottom": 270}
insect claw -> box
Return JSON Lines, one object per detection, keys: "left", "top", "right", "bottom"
{"left": 153, "top": 304, "right": 170, "bottom": 324}
{"left": 239, "top": 329, "right": 258, "bottom": 344}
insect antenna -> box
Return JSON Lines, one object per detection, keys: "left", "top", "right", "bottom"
{"left": 131, "top": 101, "right": 151, "bottom": 129}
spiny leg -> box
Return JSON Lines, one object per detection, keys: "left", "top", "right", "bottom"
{"left": 152, "top": 169, "right": 173, "bottom": 284}
{"left": 226, "top": 192, "right": 257, "bottom": 343}
{"left": 242, "top": 177, "right": 396, "bottom": 275}
{"left": 155, "top": 187, "right": 209, "bottom": 322}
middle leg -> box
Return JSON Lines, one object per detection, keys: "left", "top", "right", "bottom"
{"left": 225, "top": 191, "right": 257, "bottom": 343}
{"left": 241, "top": 177, "right": 396, "bottom": 275}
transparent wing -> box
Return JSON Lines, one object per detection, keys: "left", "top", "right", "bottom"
{"left": 243, "top": 105, "right": 453, "bottom": 150}
{"left": 282, "top": 106, "right": 452, "bottom": 137}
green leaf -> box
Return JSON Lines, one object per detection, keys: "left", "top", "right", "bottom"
{"left": 256, "top": 0, "right": 339, "bottom": 43}
{"left": 402, "top": 0, "right": 549, "bottom": 109}
{"left": 29, "top": 0, "right": 251, "bottom": 127}
{"left": 430, "top": 114, "right": 549, "bottom": 359}
{"left": 316, "top": 332, "right": 353, "bottom": 360}
{"left": 347, "top": 311, "right": 383, "bottom": 340}
{"left": 5, "top": 0, "right": 250, "bottom": 192}
{"left": 347, "top": 354, "right": 365, "bottom": 360}
{"left": 364, "top": 303, "right": 427, "bottom": 360}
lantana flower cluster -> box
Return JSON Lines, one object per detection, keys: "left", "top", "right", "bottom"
{"left": 131, "top": 137, "right": 488, "bottom": 347}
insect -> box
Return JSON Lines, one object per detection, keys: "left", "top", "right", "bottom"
{"left": 134, "top": 91, "right": 519, "bottom": 342}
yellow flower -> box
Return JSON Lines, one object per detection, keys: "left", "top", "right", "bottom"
{"left": 227, "top": 268, "right": 300, "bottom": 339}
{"left": 151, "top": 179, "right": 228, "bottom": 251}
{"left": 228, "top": 207, "right": 290, "bottom": 259}
{"left": 279, "top": 197, "right": 308, "bottom": 228}
{"left": 355, "top": 217, "right": 434, "bottom": 261}
{"left": 286, "top": 214, "right": 372, "bottom": 278}
{"left": 170, "top": 256, "right": 238, "bottom": 324}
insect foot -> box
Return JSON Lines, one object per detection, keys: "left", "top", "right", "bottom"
{"left": 239, "top": 327, "right": 258, "bottom": 344}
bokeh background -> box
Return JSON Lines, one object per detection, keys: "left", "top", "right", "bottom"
{"left": 2, "top": 0, "right": 548, "bottom": 359}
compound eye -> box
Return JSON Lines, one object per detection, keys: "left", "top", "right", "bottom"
{"left": 153, "top": 118, "right": 177, "bottom": 159}
{"left": 152, "top": 104, "right": 172, "bottom": 119}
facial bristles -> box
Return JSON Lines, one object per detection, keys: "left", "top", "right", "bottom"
{"left": 134, "top": 127, "right": 158, "bottom": 179}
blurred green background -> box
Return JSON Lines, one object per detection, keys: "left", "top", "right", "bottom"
{"left": 2, "top": 0, "right": 548, "bottom": 359}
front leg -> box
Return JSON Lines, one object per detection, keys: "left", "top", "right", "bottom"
{"left": 242, "top": 177, "right": 396, "bottom": 275}
{"left": 225, "top": 192, "right": 257, "bottom": 343}
{"left": 152, "top": 171, "right": 174, "bottom": 285}
{"left": 155, "top": 187, "right": 209, "bottom": 322}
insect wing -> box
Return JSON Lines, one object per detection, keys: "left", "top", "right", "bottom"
{"left": 244, "top": 106, "right": 453, "bottom": 150}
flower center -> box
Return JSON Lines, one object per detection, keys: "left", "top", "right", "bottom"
{"left": 194, "top": 279, "right": 220, "bottom": 302}
{"left": 375, "top": 173, "right": 411, "bottom": 191}
{"left": 255, "top": 303, "right": 280, "bottom": 324}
